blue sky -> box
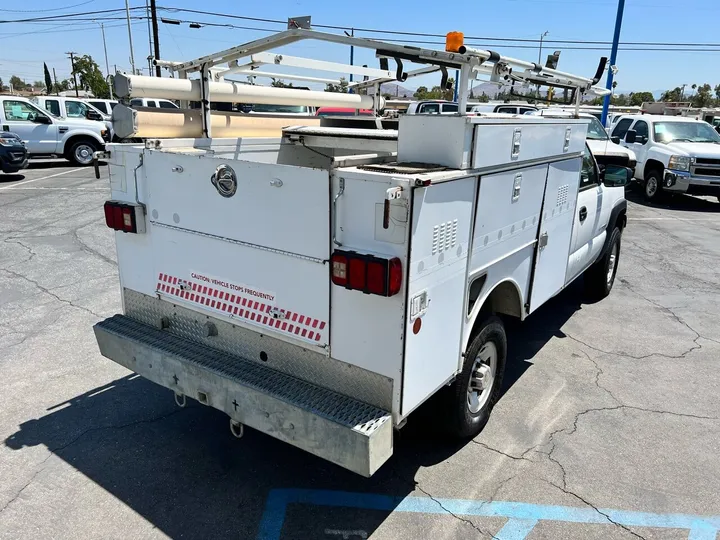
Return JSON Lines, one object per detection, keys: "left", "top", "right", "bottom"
{"left": 1, "top": 0, "right": 718, "bottom": 95}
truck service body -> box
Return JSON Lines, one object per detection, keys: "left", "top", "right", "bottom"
{"left": 93, "top": 28, "right": 629, "bottom": 476}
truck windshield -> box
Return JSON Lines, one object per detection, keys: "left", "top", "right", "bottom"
{"left": 586, "top": 117, "right": 609, "bottom": 140}
{"left": 654, "top": 122, "right": 720, "bottom": 144}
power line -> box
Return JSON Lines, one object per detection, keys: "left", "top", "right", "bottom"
{"left": 0, "top": 6, "right": 146, "bottom": 24}
{"left": 156, "top": 6, "right": 720, "bottom": 49}
{"left": 0, "top": 0, "right": 95, "bottom": 13}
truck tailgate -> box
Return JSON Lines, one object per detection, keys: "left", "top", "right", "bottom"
{"left": 139, "top": 150, "right": 330, "bottom": 349}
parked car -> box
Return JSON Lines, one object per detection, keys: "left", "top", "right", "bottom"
{"left": 244, "top": 104, "right": 314, "bottom": 116}
{"left": 33, "top": 96, "right": 114, "bottom": 140}
{"left": 406, "top": 100, "right": 459, "bottom": 114}
{"left": 528, "top": 110, "right": 637, "bottom": 172}
{"left": 0, "top": 96, "right": 109, "bottom": 166}
{"left": 316, "top": 107, "right": 374, "bottom": 117}
{"left": 0, "top": 131, "right": 28, "bottom": 174}
{"left": 611, "top": 114, "right": 720, "bottom": 202}
{"left": 84, "top": 99, "right": 118, "bottom": 115}
{"left": 468, "top": 103, "right": 538, "bottom": 115}
{"left": 129, "top": 98, "right": 179, "bottom": 109}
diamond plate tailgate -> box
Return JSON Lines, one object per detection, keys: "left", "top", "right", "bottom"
{"left": 94, "top": 315, "right": 393, "bottom": 477}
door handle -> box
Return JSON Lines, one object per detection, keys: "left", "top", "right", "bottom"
{"left": 579, "top": 206, "right": 588, "bottom": 222}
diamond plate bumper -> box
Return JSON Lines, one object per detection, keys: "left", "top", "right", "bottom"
{"left": 94, "top": 315, "right": 393, "bottom": 477}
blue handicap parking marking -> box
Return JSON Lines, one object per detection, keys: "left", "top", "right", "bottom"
{"left": 257, "top": 488, "right": 720, "bottom": 540}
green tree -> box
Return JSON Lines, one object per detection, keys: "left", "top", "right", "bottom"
{"left": 270, "top": 79, "right": 294, "bottom": 88}
{"left": 691, "top": 83, "right": 713, "bottom": 108}
{"left": 325, "top": 77, "right": 348, "bottom": 93}
{"left": 43, "top": 63, "right": 53, "bottom": 94}
{"left": 630, "top": 92, "right": 654, "bottom": 106}
{"left": 715, "top": 84, "right": 720, "bottom": 102}
{"left": 9, "top": 75, "right": 27, "bottom": 91}
{"left": 660, "top": 87, "right": 683, "bottom": 102}
{"left": 477, "top": 92, "right": 490, "bottom": 103}
{"left": 71, "top": 54, "right": 109, "bottom": 98}
{"left": 57, "top": 79, "right": 71, "bottom": 92}
{"left": 0, "top": 77, "right": 5, "bottom": 92}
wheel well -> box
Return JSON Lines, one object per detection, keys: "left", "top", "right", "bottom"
{"left": 644, "top": 159, "right": 665, "bottom": 180}
{"left": 469, "top": 280, "right": 522, "bottom": 344}
{"left": 63, "top": 135, "right": 100, "bottom": 156}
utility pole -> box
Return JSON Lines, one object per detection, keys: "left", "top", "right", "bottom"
{"left": 538, "top": 31, "right": 549, "bottom": 64}
{"left": 146, "top": 0, "right": 154, "bottom": 75}
{"left": 66, "top": 52, "right": 79, "bottom": 97}
{"left": 96, "top": 21, "right": 113, "bottom": 99}
{"left": 52, "top": 68, "right": 59, "bottom": 96}
{"left": 125, "top": 0, "right": 137, "bottom": 74}
{"left": 150, "top": 0, "right": 161, "bottom": 77}
{"left": 601, "top": 0, "right": 626, "bottom": 126}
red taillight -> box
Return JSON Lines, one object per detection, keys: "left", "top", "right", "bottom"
{"left": 103, "top": 201, "right": 144, "bottom": 233}
{"left": 331, "top": 250, "right": 403, "bottom": 297}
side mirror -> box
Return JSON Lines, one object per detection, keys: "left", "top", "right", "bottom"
{"left": 610, "top": 136, "right": 620, "bottom": 144}
{"left": 33, "top": 115, "right": 51, "bottom": 124}
{"left": 602, "top": 165, "right": 632, "bottom": 187}
{"left": 86, "top": 109, "right": 102, "bottom": 121}
{"left": 625, "top": 130, "right": 637, "bottom": 144}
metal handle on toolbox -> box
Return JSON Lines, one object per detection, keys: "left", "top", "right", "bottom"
{"left": 333, "top": 178, "right": 345, "bottom": 247}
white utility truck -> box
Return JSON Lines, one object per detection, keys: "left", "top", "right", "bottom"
{"left": 93, "top": 27, "right": 630, "bottom": 477}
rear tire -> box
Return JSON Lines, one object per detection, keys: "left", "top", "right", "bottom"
{"left": 644, "top": 169, "right": 663, "bottom": 202}
{"left": 584, "top": 226, "right": 621, "bottom": 300}
{"left": 446, "top": 316, "right": 507, "bottom": 438}
{"left": 66, "top": 138, "right": 99, "bottom": 166}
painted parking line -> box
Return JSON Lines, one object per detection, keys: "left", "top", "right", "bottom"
{"left": 0, "top": 167, "right": 85, "bottom": 191}
{"left": 257, "top": 489, "right": 720, "bottom": 540}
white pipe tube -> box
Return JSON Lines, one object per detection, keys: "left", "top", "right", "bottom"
{"left": 115, "top": 73, "right": 380, "bottom": 109}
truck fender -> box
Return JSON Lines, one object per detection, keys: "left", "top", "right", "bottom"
{"left": 462, "top": 278, "right": 524, "bottom": 356}
{"left": 60, "top": 129, "right": 105, "bottom": 152}
{"left": 597, "top": 199, "right": 626, "bottom": 260}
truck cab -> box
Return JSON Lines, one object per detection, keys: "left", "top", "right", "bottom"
{"left": 0, "top": 96, "right": 108, "bottom": 166}
{"left": 33, "top": 96, "right": 115, "bottom": 141}
{"left": 611, "top": 114, "right": 720, "bottom": 202}
{"left": 406, "top": 100, "right": 459, "bottom": 115}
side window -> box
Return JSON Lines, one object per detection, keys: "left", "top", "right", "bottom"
{"left": 66, "top": 100, "right": 88, "bottom": 118}
{"left": 496, "top": 106, "right": 516, "bottom": 114}
{"left": 2, "top": 100, "right": 45, "bottom": 121}
{"left": 159, "top": 100, "right": 177, "bottom": 109}
{"left": 580, "top": 145, "right": 599, "bottom": 190}
{"left": 147, "top": 100, "right": 158, "bottom": 108}
{"left": 441, "top": 103, "right": 458, "bottom": 113}
{"left": 89, "top": 101, "right": 108, "bottom": 114}
{"left": 44, "top": 99, "right": 61, "bottom": 117}
{"left": 130, "top": 99, "right": 143, "bottom": 107}
{"left": 418, "top": 103, "right": 440, "bottom": 114}
{"left": 519, "top": 107, "right": 536, "bottom": 114}
{"left": 109, "top": 102, "right": 118, "bottom": 110}
{"left": 612, "top": 118, "right": 633, "bottom": 139}
{"left": 633, "top": 120, "right": 649, "bottom": 143}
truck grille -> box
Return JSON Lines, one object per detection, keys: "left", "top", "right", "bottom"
{"left": 692, "top": 167, "right": 720, "bottom": 177}
{"left": 695, "top": 157, "right": 720, "bottom": 166}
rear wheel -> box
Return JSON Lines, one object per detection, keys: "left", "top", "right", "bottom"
{"left": 584, "top": 226, "right": 621, "bottom": 300}
{"left": 644, "top": 169, "right": 663, "bottom": 202}
{"left": 446, "top": 316, "right": 507, "bottom": 438}
{"left": 66, "top": 139, "right": 98, "bottom": 166}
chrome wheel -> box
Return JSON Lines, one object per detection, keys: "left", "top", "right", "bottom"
{"left": 645, "top": 176, "right": 658, "bottom": 198}
{"left": 467, "top": 342, "right": 497, "bottom": 414}
{"left": 606, "top": 242, "right": 618, "bottom": 286}
{"left": 74, "top": 143, "right": 94, "bottom": 165}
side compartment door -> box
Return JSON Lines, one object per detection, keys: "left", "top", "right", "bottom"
{"left": 401, "top": 177, "right": 476, "bottom": 416}
{"left": 529, "top": 157, "right": 581, "bottom": 312}
{"left": 566, "top": 146, "right": 605, "bottom": 283}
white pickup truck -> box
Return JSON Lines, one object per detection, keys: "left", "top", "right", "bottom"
{"left": 33, "top": 95, "right": 115, "bottom": 141}
{"left": 0, "top": 96, "right": 109, "bottom": 165}
{"left": 92, "top": 29, "right": 628, "bottom": 476}
{"left": 611, "top": 114, "right": 720, "bottom": 202}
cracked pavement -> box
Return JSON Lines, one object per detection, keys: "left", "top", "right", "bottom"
{"left": 1, "top": 164, "right": 719, "bottom": 540}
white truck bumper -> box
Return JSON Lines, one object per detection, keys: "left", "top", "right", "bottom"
{"left": 664, "top": 170, "right": 720, "bottom": 196}
{"left": 94, "top": 315, "right": 393, "bottom": 477}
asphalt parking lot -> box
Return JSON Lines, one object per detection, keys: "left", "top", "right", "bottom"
{"left": 1, "top": 161, "right": 719, "bottom": 540}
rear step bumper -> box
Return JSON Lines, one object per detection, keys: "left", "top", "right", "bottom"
{"left": 94, "top": 315, "right": 393, "bottom": 477}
